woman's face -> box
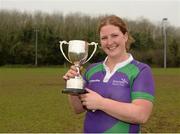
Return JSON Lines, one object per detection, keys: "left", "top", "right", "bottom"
{"left": 100, "top": 24, "right": 128, "bottom": 58}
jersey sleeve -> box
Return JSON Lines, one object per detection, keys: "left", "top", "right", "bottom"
{"left": 83, "top": 71, "right": 88, "bottom": 88}
{"left": 82, "top": 62, "right": 102, "bottom": 89}
{"left": 131, "top": 65, "right": 155, "bottom": 102}
{"left": 82, "top": 64, "right": 93, "bottom": 88}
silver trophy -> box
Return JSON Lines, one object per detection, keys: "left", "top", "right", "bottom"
{"left": 59, "top": 40, "right": 98, "bottom": 95}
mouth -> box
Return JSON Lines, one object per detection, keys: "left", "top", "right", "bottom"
{"left": 108, "top": 46, "right": 117, "bottom": 51}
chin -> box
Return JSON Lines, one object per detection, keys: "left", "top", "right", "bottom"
{"left": 108, "top": 54, "right": 118, "bottom": 58}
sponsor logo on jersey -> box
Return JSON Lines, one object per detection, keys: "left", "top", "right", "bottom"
{"left": 112, "top": 78, "right": 128, "bottom": 86}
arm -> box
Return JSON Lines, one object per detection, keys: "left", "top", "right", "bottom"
{"left": 99, "top": 98, "right": 153, "bottom": 124}
{"left": 80, "top": 88, "right": 153, "bottom": 124}
{"left": 68, "top": 95, "right": 86, "bottom": 114}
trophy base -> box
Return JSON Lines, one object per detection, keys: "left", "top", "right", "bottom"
{"left": 62, "top": 88, "right": 87, "bottom": 95}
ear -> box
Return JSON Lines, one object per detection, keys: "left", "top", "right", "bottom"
{"left": 123, "top": 32, "right": 128, "bottom": 42}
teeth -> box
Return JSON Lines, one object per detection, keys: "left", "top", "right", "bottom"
{"left": 109, "top": 46, "right": 116, "bottom": 50}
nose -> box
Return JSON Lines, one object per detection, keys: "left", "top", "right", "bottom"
{"left": 107, "top": 37, "right": 113, "bottom": 45}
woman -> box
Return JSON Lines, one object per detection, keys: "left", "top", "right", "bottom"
{"left": 63, "top": 15, "right": 155, "bottom": 133}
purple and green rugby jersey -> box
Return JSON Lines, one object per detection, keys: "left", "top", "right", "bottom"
{"left": 83, "top": 55, "right": 155, "bottom": 133}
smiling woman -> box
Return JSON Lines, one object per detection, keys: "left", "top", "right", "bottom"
{"left": 63, "top": 15, "right": 155, "bottom": 133}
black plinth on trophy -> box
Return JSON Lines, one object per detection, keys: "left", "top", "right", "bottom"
{"left": 62, "top": 88, "right": 87, "bottom": 95}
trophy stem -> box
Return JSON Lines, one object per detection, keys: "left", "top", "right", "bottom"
{"left": 74, "top": 65, "right": 80, "bottom": 76}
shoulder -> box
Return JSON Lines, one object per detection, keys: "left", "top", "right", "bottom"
{"left": 131, "top": 60, "right": 155, "bottom": 102}
{"left": 86, "top": 62, "right": 104, "bottom": 72}
{"left": 121, "top": 60, "right": 153, "bottom": 81}
{"left": 130, "top": 60, "right": 154, "bottom": 87}
{"left": 116, "top": 59, "right": 152, "bottom": 82}
{"left": 84, "top": 62, "right": 104, "bottom": 80}
{"left": 130, "top": 60, "right": 152, "bottom": 73}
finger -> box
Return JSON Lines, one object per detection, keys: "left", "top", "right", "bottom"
{"left": 64, "top": 70, "right": 78, "bottom": 79}
{"left": 80, "top": 94, "right": 86, "bottom": 99}
{"left": 69, "top": 69, "right": 78, "bottom": 76}
{"left": 71, "top": 65, "right": 82, "bottom": 76}
{"left": 63, "top": 75, "right": 69, "bottom": 80}
{"left": 81, "top": 101, "right": 86, "bottom": 106}
{"left": 70, "top": 65, "right": 78, "bottom": 72}
{"left": 80, "top": 98, "right": 86, "bottom": 102}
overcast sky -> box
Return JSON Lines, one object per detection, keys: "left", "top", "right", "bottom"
{"left": 0, "top": 0, "right": 180, "bottom": 27}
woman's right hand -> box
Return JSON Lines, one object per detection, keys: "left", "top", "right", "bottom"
{"left": 63, "top": 65, "right": 79, "bottom": 80}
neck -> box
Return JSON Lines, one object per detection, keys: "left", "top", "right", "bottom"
{"left": 105, "top": 53, "right": 129, "bottom": 72}
{"left": 108, "top": 53, "right": 129, "bottom": 64}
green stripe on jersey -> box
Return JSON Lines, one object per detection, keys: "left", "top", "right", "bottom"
{"left": 104, "top": 121, "right": 130, "bottom": 133}
{"left": 131, "top": 91, "right": 154, "bottom": 102}
{"left": 85, "top": 64, "right": 104, "bottom": 80}
{"left": 117, "top": 63, "right": 139, "bottom": 88}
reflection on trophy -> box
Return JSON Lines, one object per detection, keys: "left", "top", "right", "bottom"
{"left": 59, "top": 40, "right": 98, "bottom": 95}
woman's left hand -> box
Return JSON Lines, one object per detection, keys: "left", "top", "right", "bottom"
{"left": 80, "top": 88, "right": 104, "bottom": 111}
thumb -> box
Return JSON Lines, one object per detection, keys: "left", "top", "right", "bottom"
{"left": 85, "top": 88, "right": 94, "bottom": 93}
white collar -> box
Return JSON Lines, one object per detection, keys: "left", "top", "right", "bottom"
{"left": 102, "top": 54, "right": 133, "bottom": 82}
{"left": 103, "top": 54, "right": 133, "bottom": 70}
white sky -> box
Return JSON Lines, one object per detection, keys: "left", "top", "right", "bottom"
{"left": 0, "top": 0, "right": 180, "bottom": 27}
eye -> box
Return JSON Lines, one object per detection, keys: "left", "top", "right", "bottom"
{"left": 111, "top": 34, "right": 119, "bottom": 38}
{"left": 101, "top": 36, "right": 107, "bottom": 40}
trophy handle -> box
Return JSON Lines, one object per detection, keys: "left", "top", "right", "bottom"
{"left": 59, "top": 41, "right": 72, "bottom": 63}
{"left": 84, "top": 42, "right": 98, "bottom": 64}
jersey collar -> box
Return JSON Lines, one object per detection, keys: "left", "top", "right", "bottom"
{"left": 103, "top": 54, "right": 133, "bottom": 70}
{"left": 102, "top": 54, "right": 133, "bottom": 82}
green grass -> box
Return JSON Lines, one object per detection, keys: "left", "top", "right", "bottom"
{"left": 142, "top": 68, "right": 180, "bottom": 132}
{"left": 0, "top": 68, "right": 84, "bottom": 132}
{"left": 0, "top": 67, "right": 180, "bottom": 132}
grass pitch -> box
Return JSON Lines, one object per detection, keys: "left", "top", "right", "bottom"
{"left": 0, "top": 67, "right": 179, "bottom": 132}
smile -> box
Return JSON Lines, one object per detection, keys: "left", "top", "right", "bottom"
{"left": 108, "top": 46, "right": 117, "bottom": 50}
